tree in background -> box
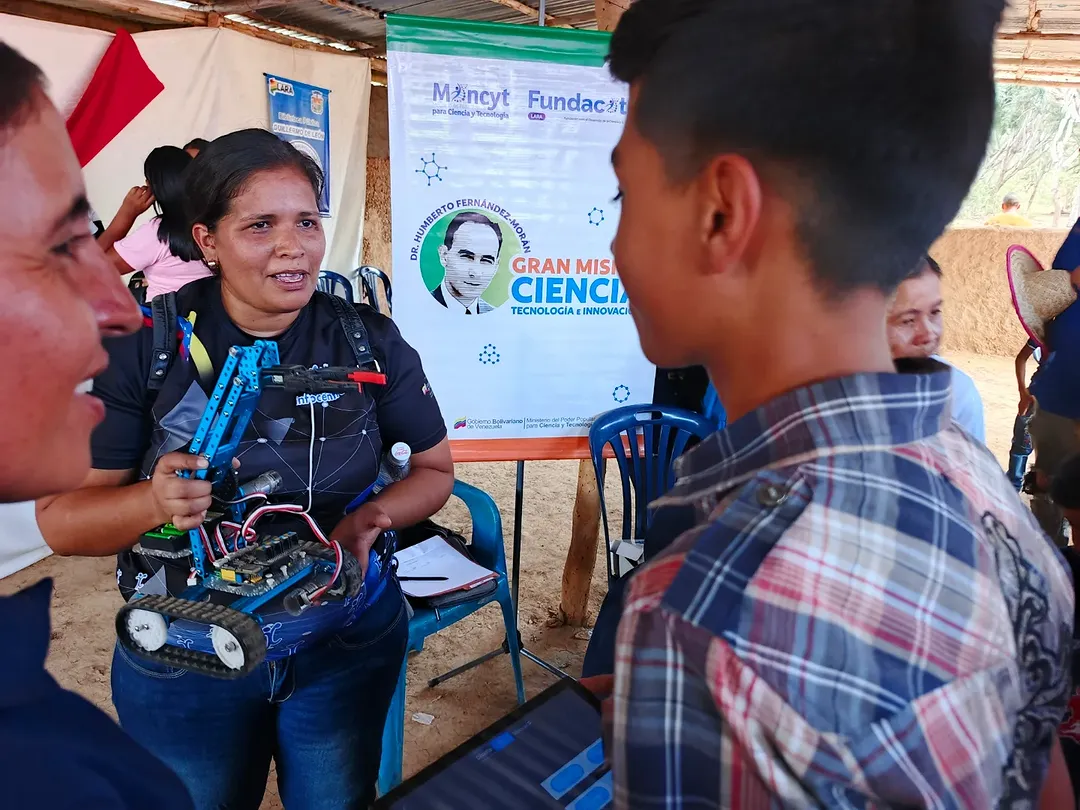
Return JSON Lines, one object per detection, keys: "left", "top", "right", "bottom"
{"left": 957, "top": 85, "right": 1080, "bottom": 227}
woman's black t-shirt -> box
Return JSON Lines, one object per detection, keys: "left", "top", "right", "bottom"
{"left": 91, "top": 277, "right": 447, "bottom": 601}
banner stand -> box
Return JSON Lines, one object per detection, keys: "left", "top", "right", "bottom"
{"left": 415, "top": 3, "right": 571, "bottom": 690}
{"left": 429, "top": 460, "right": 568, "bottom": 692}
{"left": 388, "top": 12, "right": 647, "bottom": 691}
{"left": 442, "top": 0, "right": 570, "bottom": 686}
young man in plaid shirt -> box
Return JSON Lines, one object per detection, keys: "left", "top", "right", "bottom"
{"left": 603, "top": 1, "right": 1075, "bottom": 806}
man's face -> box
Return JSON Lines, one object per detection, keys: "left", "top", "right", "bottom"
{"left": 0, "top": 91, "right": 141, "bottom": 503}
{"left": 886, "top": 270, "right": 943, "bottom": 359}
{"left": 438, "top": 221, "right": 501, "bottom": 302}
{"left": 611, "top": 88, "right": 710, "bottom": 367}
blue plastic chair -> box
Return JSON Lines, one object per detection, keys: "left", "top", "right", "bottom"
{"left": 377, "top": 480, "right": 525, "bottom": 795}
{"left": 589, "top": 405, "right": 715, "bottom": 584}
{"left": 359, "top": 266, "right": 393, "bottom": 316}
{"left": 317, "top": 270, "right": 354, "bottom": 303}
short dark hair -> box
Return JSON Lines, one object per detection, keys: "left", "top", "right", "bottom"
{"left": 144, "top": 146, "right": 200, "bottom": 262}
{"left": 0, "top": 43, "right": 44, "bottom": 143}
{"left": 903, "top": 255, "right": 943, "bottom": 283}
{"left": 443, "top": 211, "right": 503, "bottom": 253}
{"left": 184, "top": 137, "right": 210, "bottom": 153}
{"left": 608, "top": 0, "right": 1003, "bottom": 296}
{"left": 1052, "top": 454, "right": 1080, "bottom": 510}
{"left": 185, "top": 129, "right": 323, "bottom": 246}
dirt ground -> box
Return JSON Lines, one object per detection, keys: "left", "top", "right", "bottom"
{"left": 0, "top": 350, "right": 1020, "bottom": 809}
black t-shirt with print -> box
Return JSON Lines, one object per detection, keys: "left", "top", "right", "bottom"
{"left": 91, "top": 277, "right": 446, "bottom": 601}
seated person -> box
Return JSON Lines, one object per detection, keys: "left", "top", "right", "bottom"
{"left": 887, "top": 255, "right": 986, "bottom": 441}
{"left": 0, "top": 42, "right": 192, "bottom": 809}
{"left": 97, "top": 145, "right": 211, "bottom": 301}
{"left": 36, "top": 129, "right": 455, "bottom": 809}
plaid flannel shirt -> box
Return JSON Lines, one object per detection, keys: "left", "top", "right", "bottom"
{"left": 611, "top": 360, "right": 1074, "bottom": 809}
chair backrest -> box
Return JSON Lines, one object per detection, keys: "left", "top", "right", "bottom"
{"left": 317, "top": 270, "right": 354, "bottom": 303}
{"left": 702, "top": 383, "right": 728, "bottom": 431}
{"left": 588, "top": 404, "right": 715, "bottom": 580}
{"left": 358, "top": 266, "right": 393, "bottom": 316}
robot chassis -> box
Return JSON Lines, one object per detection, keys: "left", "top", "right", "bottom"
{"left": 116, "top": 340, "right": 387, "bottom": 679}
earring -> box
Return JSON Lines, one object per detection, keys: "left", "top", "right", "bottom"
{"left": 206, "top": 259, "right": 219, "bottom": 270}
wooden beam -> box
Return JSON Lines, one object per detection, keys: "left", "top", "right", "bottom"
{"left": 210, "top": 0, "right": 282, "bottom": 13}
{"left": 219, "top": 17, "right": 359, "bottom": 54}
{"left": 996, "top": 57, "right": 1080, "bottom": 69}
{"left": 558, "top": 0, "right": 628, "bottom": 628}
{"left": 1026, "top": 0, "right": 1041, "bottom": 33}
{"left": 0, "top": 0, "right": 161, "bottom": 32}
{"left": 595, "top": 0, "right": 631, "bottom": 33}
{"left": 998, "top": 31, "right": 1080, "bottom": 42}
{"left": 997, "top": 76, "right": 1080, "bottom": 86}
{"left": 485, "top": 0, "right": 569, "bottom": 27}
{"left": 314, "top": 0, "right": 380, "bottom": 20}
{"left": 236, "top": 11, "right": 371, "bottom": 50}
{"left": 76, "top": 0, "right": 207, "bottom": 25}
{"left": 558, "top": 10, "right": 597, "bottom": 27}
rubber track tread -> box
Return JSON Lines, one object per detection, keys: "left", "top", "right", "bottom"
{"left": 116, "top": 594, "right": 267, "bottom": 679}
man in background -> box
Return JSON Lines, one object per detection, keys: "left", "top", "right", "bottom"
{"left": 0, "top": 42, "right": 191, "bottom": 809}
{"left": 604, "top": 0, "right": 1073, "bottom": 805}
{"left": 987, "top": 191, "right": 1035, "bottom": 227}
{"left": 886, "top": 256, "right": 986, "bottom": 441}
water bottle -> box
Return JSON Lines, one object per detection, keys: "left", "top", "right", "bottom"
{"left": 371, "top": 443, "right": 411, "bottom": 495}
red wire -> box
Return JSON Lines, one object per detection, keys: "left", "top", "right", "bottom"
{"left": 238, "top": 503, "right": 344, "bottom": 601}
{"left": 198, "top": 526, "right": 215, "bottom": 560}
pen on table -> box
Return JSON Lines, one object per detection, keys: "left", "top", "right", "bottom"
{"left": 399, "top": 576, "right": 449, "bottom": 582}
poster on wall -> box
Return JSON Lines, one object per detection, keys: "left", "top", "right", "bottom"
{"left": 266, "top": 73, "right": 331, "bottom": 215}
{"left": 386, "top": 16, "right": 654, "bottom": 461}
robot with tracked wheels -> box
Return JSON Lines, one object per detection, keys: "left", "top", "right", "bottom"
{"left": 116, "top": 340, "right": 391, "bottom": 679}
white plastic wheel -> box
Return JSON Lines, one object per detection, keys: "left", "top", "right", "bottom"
{"left": 210, "top": 625, "right": 246, "bottom": 671}
{"left": 125, "top": 609, "right": 169, "bottom": 652}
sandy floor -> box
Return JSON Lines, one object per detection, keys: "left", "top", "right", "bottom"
{"left": 0, "top": 350, "right": 1018, "bottom": 809}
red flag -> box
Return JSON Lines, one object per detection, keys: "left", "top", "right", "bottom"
{"left": 66, "top": 29, "right": 164, "bottom": 167}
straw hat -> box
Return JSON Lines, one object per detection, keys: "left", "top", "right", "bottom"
{"left": 1006, "top": 244, "right": 1077, "bottom": 347}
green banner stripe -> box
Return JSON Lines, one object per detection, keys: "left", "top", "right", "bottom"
{"left": 386, "top": 15, "right": 612, "bottom": 67}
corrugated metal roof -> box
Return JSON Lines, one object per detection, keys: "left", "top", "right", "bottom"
{"left": 29, "top": 1, "right": 1080, "bottom": 85}
{"left": 228, "top": 0, "right": 598, "bottom": 52}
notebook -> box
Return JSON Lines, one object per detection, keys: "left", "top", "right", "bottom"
{"left": 393, "top": 535, "right": 498, "bottom": 598}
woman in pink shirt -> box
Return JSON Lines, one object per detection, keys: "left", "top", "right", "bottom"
{"left": 98, "top": 145, "right": 211, "bottom": 301}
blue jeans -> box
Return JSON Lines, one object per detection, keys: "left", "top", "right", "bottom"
{"left": 112, "top": 582, "right": 408, "bottom": 810}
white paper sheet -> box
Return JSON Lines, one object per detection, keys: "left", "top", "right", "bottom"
{"left": 394, "top": 536, "right": 498, "bottom": 598}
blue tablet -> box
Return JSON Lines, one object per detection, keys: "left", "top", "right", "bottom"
{"left": 375, "top": 679, "right": 611, "bottom": 810}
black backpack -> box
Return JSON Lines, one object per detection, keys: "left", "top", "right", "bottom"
{"left": 144, "top": 290, "right": 382, "bottom": 391}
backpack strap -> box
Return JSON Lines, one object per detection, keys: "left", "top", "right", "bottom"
{"left": 325, "top": 293, "right": 378, "bottom": 370}
{"left": 148, "top": 292, "right": 180, "bottom": 391}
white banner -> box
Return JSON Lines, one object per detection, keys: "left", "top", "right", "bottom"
{"left": 387, "top": 16, "right": 654, "bottom": 459}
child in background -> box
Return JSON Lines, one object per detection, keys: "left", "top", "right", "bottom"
{"left": 1010, "top": 338, "right": 1042, "bottom": 490}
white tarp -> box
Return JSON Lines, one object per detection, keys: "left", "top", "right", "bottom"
{"left": 387, "top": 16, "right": 654, "bottom": 461}
{"left": 0, "top": 15, "right": 372, "bottom": 577}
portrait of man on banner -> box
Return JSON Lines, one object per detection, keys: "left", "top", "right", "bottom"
{"left": 429, "top": 211, "right": 505, "bottom": 314}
